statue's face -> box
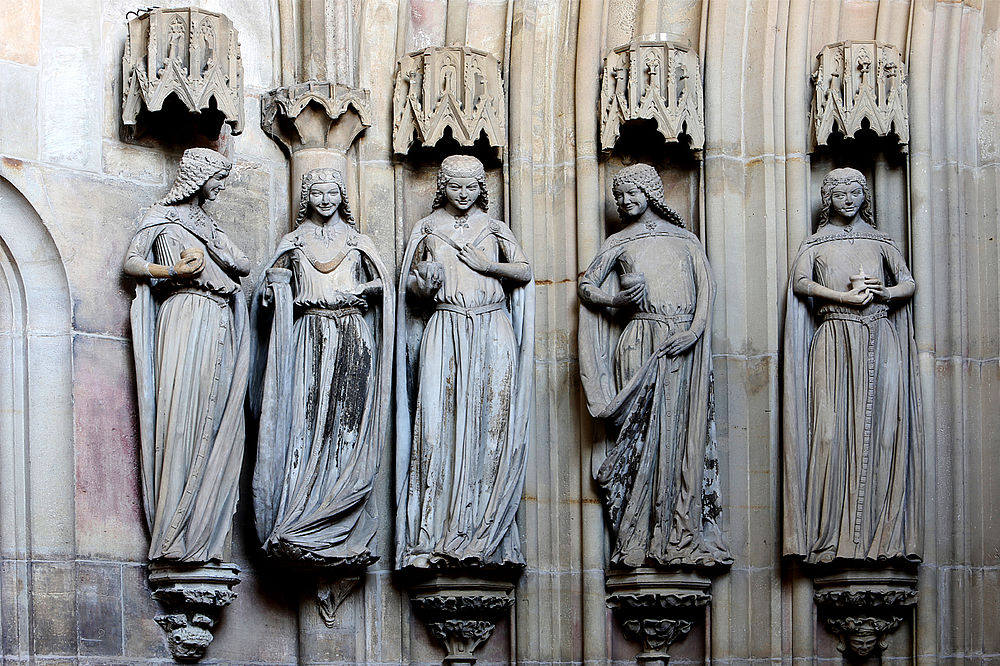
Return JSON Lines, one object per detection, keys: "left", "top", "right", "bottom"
{"left": 846, "top": 632, "right": 878, "bottom": 656}
{"left": 829, "top": 182, "right": 865, "bottom": 219}
{"left": 308, "top": 182, "right": 342, "bottom": 219}
{"left": 444, "top": 177, "right": 481, "bottom": 212}
{"left": 200, "top": 170, "right": 229, "bottom": 202}
{"left": 613, "top": 181, "right": 648, "bottom": 219}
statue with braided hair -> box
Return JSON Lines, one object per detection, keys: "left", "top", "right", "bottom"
{"left": 395, "top": 155, "right": 534, "bottom": 569}
{"left": 783, "top": 167, "right": 922, "bottom": 564}
{"left": 249, "top": 167, "right": 394, "bottom": 568}
{"left": 123, "top": 148, "right": 251, "bottom": 563}
{"left": 579, "top": 163, "right": 731, "bottom": 568}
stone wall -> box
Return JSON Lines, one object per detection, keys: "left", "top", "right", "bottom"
{"left": 0, "top": 0, "right": 997, "bottom": 664}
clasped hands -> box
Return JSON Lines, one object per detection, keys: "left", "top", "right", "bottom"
{"left": 841, "top": 276, "right": 890, "bottom": 307}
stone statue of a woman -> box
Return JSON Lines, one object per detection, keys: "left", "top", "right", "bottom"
{"left": 123, "top": 147, "right": 251, "bottom": 563}
{"left": 251, "top": 168, "right": 394, "bottom": 567}
{"left": 578, "top": 163, "right": 731, "bottom": 569}
{"left": 783, "top": 167, "right": 922, "bottom": 564}
{"left": 395, "top": 154, "right": 534, "bottom": 570}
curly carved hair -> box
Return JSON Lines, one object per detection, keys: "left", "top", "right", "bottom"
{"left": 295, "top": 168, "right": 355, "bottom": 226}
{"left": 159, "top": 148, "right": 232, "bottom": 205}
{"left": 431, "top": 154, "right": 489, "bottom": 212}
{"left": 612, "top": 163, "right": 684, "bottom": 227}
{"left": 818, "top": 167, "right": 875, "bottom": 228}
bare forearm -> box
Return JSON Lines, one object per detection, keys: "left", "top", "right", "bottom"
{"left": 794, "top": 277, "right": 845, "bottom": 304}
{"left": 887, "top": 281, "right": 915, "bottom": 301}
{"left": 579, "top": 281, "right": 614, "bottom": 307}
{"left": 124, "top": 256, "right": 174, "bottom": 279}
{"left": 484, "top": 260, "right": 531, "bottom": 283}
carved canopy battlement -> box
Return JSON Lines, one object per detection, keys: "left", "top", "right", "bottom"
{"left": 391, "top": 46, "right": 506, "bottom": 154}
{"left": 811, "top": 41, "right": 909, "bottom": 151}
{"left": 599, "top": 38, "right": 705, "bottom": 157}
{"left": 122, "top": 8, "right": 244, "bottom": 134}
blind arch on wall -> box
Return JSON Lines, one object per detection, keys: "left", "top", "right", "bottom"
{"left": 0, "top": 175, "right": 73, "bottom": 657}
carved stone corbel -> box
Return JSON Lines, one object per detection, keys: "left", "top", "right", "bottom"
{"left": 392, "top": 46, "right": 506, "bottom": 154}
{"left": 811, "top": 41, "right": 909, "bottom": 151}
{"left": 122, "top": 8, "right": 244, "bottom": 136}
{"left": 813, "top": 568, "right": 917, "bottom": 660}
{"left": 605, "top": 569, "right": 712, "bottom": 666}
{"left": 599, "top": 37, "right": 705, "bottom": 157}
{"left": 261, "top": 81, "right": 372, "bottom": 157}
{"left": 408, "top": 575, "right": 515, "bottom": 666}
{"left": 315, "top": 575, "right": 362, "bottom": 628}
{"left": 148, "top": 562, "right": 240, "bottom": 662}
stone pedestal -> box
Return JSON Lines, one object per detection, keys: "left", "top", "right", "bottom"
{"left": 606, "top": 569, "right": 712, "bottom": 666}
{"left": 148, "top": 562, "right": 240, "bottom": 662}
{"left": 813, "top": 567, "right": 917, "bottom": 660}
{"left": 407, "top": 573, "right": 516, "bottom": 666}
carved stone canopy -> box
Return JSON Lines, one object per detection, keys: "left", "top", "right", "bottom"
{"left": 261, "top": 81, "right": 372, "bottom": 155}
{"left": 811, "top": 41, "right": 909, "bottom": 151}
{"left": 392, "top": 46, "right": 506, "bottom": 154}
{"left": 122, "top": 8, "right": 244, "bottom": 135}
{"left": 600, "top": 37, "right": 705, "bottom": 157}
{"left": 813, "top": 567, "right": 917, "bottom": 660}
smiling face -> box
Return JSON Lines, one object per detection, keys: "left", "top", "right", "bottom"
{"left": 613, "top": 181, "right": 649, "bottom": 220}
{"left": 308, "top": 182, "right": 342, "bottom": 220}
{"left": 444, "top": 177, "right": 481, "bottom": 213}
{"left": 200, "top": 170, "right": 229, "bottom": 202}
{"left": 829, "top": 182, "right": 865, "bottom": 221}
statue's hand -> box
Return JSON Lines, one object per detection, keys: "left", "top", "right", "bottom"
{"left": 457, "top": 243, "right": 494, "bottom": 274}
{"left": 863, "top": 277, "right": 890, "bottom": 303}
{"left": 358, "top": 280, "right": 383, "bottom": 298}
{"left": 841, "top": 285, "right": 874, "bottom": 307}
{"left": 662, "top": 329, "right": 698, "bottom": 356}
{"left": 330, "top": 291, "right": 367, "bottom": 309}
{"left": 415, "top": 261, "right": 445, "bottom": 293}
{"left": 610, "top": 282, "right": 646, "bottom": 308}
{"left": 174, "top": 248, "right": 205, "bottom": 277}
{"left": 262, "top": 268, "right": 292, "bottom": 307}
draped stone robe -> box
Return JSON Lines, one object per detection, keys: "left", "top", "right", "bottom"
{"left": 395, "top": 209, "right": 534, "bottom": 570}
{"left": 782, "top": 222, "right": 923, "bottom": 564}
{"left": 579, "top": 224, "right": 731, "bottom": 569}
{"left": 251, "top": 222, "right": 394, "bottom": 567}
{"left": 124, "top": 204, "right": 251, "bottom": 563}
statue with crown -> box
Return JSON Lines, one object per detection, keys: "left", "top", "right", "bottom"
{"left": 250, "top": 167, "right": 395, "bottom": 575}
